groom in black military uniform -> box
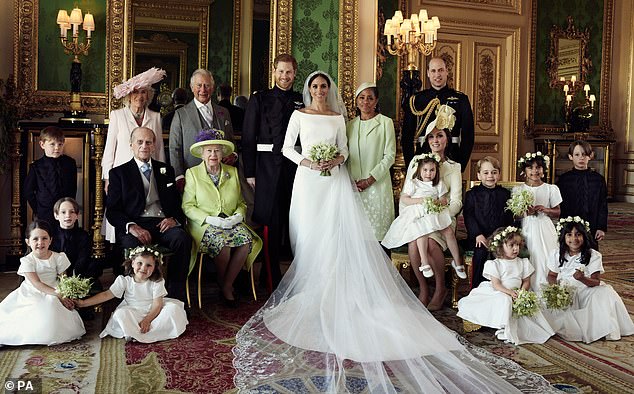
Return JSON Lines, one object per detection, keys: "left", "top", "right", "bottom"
{"left": 403, "top": 57, "right": 474, "bottom": 171}
{"left": 242, "top": 54, "right": 304, "bottom": 289}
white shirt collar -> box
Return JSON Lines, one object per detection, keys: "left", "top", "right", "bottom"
{"left": 194, "top": 98, "right": 211, "bottom": 111}
{"left": 133, "top": 157, "right": 151, "bottom": 170}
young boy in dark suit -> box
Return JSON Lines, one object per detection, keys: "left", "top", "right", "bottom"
{"left": 24, "top": 126, "right": 77, "bottom": 226}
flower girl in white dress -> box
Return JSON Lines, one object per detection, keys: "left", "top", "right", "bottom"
{"left": 0, "top": 220, "right": 85, "bottom": 346}
{"left": 457, "top": 226, "right": 554, "bottom": 345}
{"left": 76, "top": 246, "right": 188, "bottom": 343}
{"left": 382, "top": 153, "right": 465, "bottom": 279}
{"left": 513, "top": 152, "right": 562, "bottom": 290}
{"left": 544, "top": 217, "right": 634, "bottom": 343}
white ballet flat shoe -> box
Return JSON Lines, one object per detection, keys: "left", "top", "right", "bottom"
{"left": 419, "top": 264, "right": 434, "bottom": 278}
{"left": 451, "top": 260, "right": 467, "bottom": 279}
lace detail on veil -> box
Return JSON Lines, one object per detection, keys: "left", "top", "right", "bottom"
{"left": 233, "top": 303, "right": 556, "bottom": 393}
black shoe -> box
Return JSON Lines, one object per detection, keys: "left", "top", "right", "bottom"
{"left": 220, "top": 293, "right": 239, "bottom": 309}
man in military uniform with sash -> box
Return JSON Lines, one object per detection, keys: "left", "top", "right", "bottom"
{"left": 242, "top": 54, "right": 304, "bottom": 289}
{"left": 403, "top": 57, "right": 474, "bottom": 171}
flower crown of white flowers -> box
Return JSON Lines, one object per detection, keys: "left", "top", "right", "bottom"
{"left": 128, "top": 245, "right": 162, "bottom": 261}
{"left": 489, "top": 226, "right": 522, "bottom": 252}
{"left": 556, "top": 216, "right": 590, "bottom": 237}
{"left": 517, "top": 151, "right": 550, "bottom": 170}
{"left": 414, "top": 153, "right": 441, "bottom": 164}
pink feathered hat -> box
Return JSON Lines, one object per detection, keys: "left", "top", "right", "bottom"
{"left": 113, "top": 67, "right": 166, "bottom": 99}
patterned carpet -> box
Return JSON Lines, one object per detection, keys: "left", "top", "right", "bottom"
{"left": 0, "top": 203, "right": 633, "bottom": 393}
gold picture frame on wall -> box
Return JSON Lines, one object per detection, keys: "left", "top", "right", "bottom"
{"left": 118, "top": 0, "right": 211, "bottom": 112}
{"left": 13, "top": 1, "right": 108, "bottom": 114}
{"left": 525, "top": 0, "right": 614, "bottom": 138}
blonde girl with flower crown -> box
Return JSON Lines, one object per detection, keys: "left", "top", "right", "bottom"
{"left": 513, "top": 152, "right": 561, "bottom": 290}
{"left": 457, "top": 226, "right": 554, "bottom": 345}
{"left": 382, "top": 152, "right": 465, "bottom": 294}
{"left": 76, "top": 246, "right": 188, "bottom": 343}
{"left": 543, "top": 217, "right": 634, "bottom": 343}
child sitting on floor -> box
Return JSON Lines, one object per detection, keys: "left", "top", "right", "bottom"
{"left": 0, "top": 220, "right": 85, "bottom": 346}
{"left": 75, "top": 246, "right": 188, "bottom": 343}
{"left": 543, "top": 217, "right": 634, "bottom": 343}
{"left": 457, "top": 226, "right": 554, "bottom": 345}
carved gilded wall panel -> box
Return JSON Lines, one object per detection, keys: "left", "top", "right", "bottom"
{"left": 434, "top": 40, "right": 461, "bottom": 91}
{"left": 338, "top": 0, "right": 358, "bottom": 117}
{"left": 420, "top": 0, "right": 521, "bottom": 14}
{"left": 269, "top": 0, "right": 294, "bottom": 87}
{"left": 474, "top": 43, "right": 501, "bottom": 136}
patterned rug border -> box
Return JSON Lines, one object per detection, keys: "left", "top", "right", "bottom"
{"left": 523, "top": 339, "right": 634, "bottom": 393}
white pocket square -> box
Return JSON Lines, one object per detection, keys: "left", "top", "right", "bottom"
{"left": 167, "top": 183, "right": 174, "bottom": 187}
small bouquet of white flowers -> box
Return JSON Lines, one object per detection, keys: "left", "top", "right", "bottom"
{"left": 512, "top": 289, "right": 540, "bottom": 317}
{"left": 422, "top": 197, "right": 446, "bottom": 214}
{"left": 506, "top": 190, "right": 535, "bottom": 217}
{"left": 540, "top": 283, "right": 575, "bottom": 310}
{"left": 308, "top": 142, "right": 339, "bottom": 176}
{"left": 57, "top": 274, "right": 92, "bottom": 299}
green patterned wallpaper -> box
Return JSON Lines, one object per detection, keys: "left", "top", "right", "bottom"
{"left": 534, "top": 0, "right": 603, "bottom": 125}
{"left": 291, "top": 0, "right": 340, "bottom": 91}
{"left": 377, "top": 1, "right": 398, "bottom": 120}
{"left": 208, "top": 0, "right": 234, "bottom": 90}
{"left": 37, "top": 0, "right": 106, "bottom": 93}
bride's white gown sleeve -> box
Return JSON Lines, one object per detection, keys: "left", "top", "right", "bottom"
{"left": 232, "top": 110, "right": 555, "bottom": 393}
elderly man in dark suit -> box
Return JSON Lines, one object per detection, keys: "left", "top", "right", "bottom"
{"left": 170, "top": 69, "right": 235, "bottom": 191}
{"left": 107, "top": 126, "right": 191, "bottom": 302}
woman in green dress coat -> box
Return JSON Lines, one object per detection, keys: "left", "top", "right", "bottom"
{"left": 346, "top": 83, "right": 396, "bottom": 241}
{"left": 182, "top": 129, "right": 262, "bottom": 305}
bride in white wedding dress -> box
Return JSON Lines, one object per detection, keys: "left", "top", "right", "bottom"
{"left": 233, "top": 71, "right": 554, "bottom": 393}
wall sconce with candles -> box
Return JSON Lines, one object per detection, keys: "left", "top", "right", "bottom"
{"left": 56, "top": 7, "right": 95, "bottom": 121}
{"left": 560, "top": 75, "right": 595, "bottom": 132}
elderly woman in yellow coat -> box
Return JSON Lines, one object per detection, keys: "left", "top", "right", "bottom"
{"left": 182, "top": 129, "right": 262, "bottom": 306}
{"left": 346, "top": 82, "right": 396, "bottom": 241}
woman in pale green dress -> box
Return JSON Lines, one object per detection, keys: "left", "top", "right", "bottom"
{"left": 346, "top": 82, "right": 396, "bottom": 241}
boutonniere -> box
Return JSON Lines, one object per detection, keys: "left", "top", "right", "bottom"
{"left": 224, "top": 172, "right": 230, "bottom": 179}
{"left": 159, "top": 167, "right": 166, "bottom": 175}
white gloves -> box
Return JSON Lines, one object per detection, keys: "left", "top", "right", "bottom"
{"left": 205, "top": 213, "right": 243, "bottom": 229}
{"left": 205, "top": 216, "right": 225, "bottom": 227}
{"left": 224, "top": 213, "right": 243, "bottom": 228}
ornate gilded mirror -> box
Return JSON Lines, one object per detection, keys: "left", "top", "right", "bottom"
{"left": 111, "top": 0, "right": 211, "bottom": 111}
{"left": 547, "top": 16, "right": 591, "bottom": 88}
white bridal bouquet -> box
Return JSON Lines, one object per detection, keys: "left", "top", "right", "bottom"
{"left": 541, "top": 283, "right": 575, "bottom": 310}
{"left": 309, "top": 142, "right": 339, "bottom": 176}
{"left": 512, "top": 289, "right": 540, "bottom": 317}
{"left": 57, "top": 274, "right": 92, "bottom": 299}
{"left": 506, "top": 190, "right": 535, "bottom": 217}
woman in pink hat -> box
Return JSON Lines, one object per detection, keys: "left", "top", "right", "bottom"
{"left": 101, "top": 68, "right": 166, "bottom": 242}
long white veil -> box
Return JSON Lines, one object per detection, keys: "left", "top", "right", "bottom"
{"left": 302, "top": 70, "right": 348, "bottom": 120}
{"left": 233, "top": 71, "right": 555, "bottom": 393}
